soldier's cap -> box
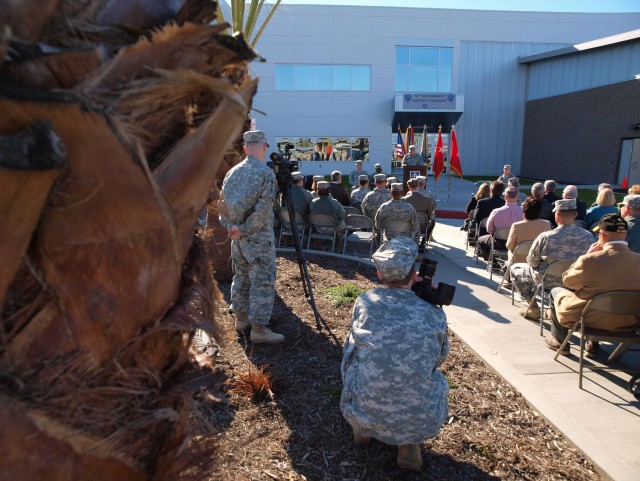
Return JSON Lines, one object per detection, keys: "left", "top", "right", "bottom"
{"left": 291, "top": 171, "right": 303, "bottom": 181}
{"left": 598, "top": 213, "right": 628, "bottom": 233}
{"left": 313, "top": 175, "right": 325, "bottom": 182}
{"left": 552, "top": 198, "right": 576, "bottom": 212}
{"left": 390, "top": 183, "right": 404, "bottom": 192}
{"left": 355, "top": 160, "right": 363, "bottom": 164}
{"left": 409, "top": 145, "right": 416, "bottom": 151}
{"left": 316, "top": 181, "right": 329, "bottom": 190}
{"left": 243, "top": 130, "right": 270, "bottom": 147}
{"left": 374, "top": 173, "right": 387, "bottom": 182}
{"left": 416, "top": 175, "right": 427, "bottom": 182}
{"left": 372, "top": 237, "right": 418, "bottom": 282}
{"left": 503, "top": 164, "right": 511, "bottom": 170}
{"left": 359, "top": 174, "right": 369, "bottom": 181}
{"left": 374, "top": 163, "right": 382, "bottom": 168}
{"left": 621, "top": 194, "right": 640, "bottom": 209}
{"left": 387, "top": 177, "right": 398, "bottom": 183}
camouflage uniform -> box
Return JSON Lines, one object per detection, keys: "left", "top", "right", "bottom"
{"left": 341, "top": 281, "right": 449, "bottom": 444}
{"left": 375, "top": 199, "right": 419, "bottom": 241}
{"left": 349, "top": 169, "right": 369, "bottom": 188}
{"left": 510, "top": 224, "right": 594, "bottom": 298}
{"left": 361, "top": 187, "right": 391, "bottom": 221}
{"left": 281, "top": 184, "right": 312, "bottom": 223}
{"left": 402, "top": 152, "right": 425, "bottom": 166}
{"left": 310, "top": 195, "right": 346, "bottom": 240}
{"left": 350, "top": 186, "right": 369, "bottom": 210}
{"left": 219, "top": 155, "right": 276, "bottom": 326}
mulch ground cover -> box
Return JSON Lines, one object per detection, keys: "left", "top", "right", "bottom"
{"left": 199, "top": 253, "right": 600, "bottom": 481}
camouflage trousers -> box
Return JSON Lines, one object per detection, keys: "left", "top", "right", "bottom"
{"left": 509, "top": 263, "right": 564, "bottom": 300}
{"left": 231, "top": 238, "right": 276, "bottom": 326}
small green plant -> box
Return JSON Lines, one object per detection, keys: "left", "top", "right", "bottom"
{"left": 445, "top": 375, "right": 460, "bottom": 389}
{"left": 325, "top": 386, "right": 343, "bottom": 398}
{"left": 322, "top": 283, "right": 366, "bottom": 307}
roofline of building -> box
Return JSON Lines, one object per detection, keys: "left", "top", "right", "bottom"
{"left": 518, "top": 28, "right": 640, "bottom": 64}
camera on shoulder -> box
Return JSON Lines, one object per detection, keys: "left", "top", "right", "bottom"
{"left": 411, "top": 257, "right": 456, "bottom": 307}
{"left": 268, "top": 151, "right": 299, "bottom": 192}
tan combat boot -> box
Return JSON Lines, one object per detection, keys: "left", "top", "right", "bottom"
{"left": 397, "top": 444, "right": 423, "bottom": 471}
{"left": 234, "top": 311, "right": 250, "bottom": 332}
{"left": 518, "top": 298, "right": 541, "bottom": 321}
{"left": 250, "top": 324, "right": 285, "bottom": 344}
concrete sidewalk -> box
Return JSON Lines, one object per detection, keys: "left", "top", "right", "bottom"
{"left": 431, "top": 217, "right": 640, "bottom": 481}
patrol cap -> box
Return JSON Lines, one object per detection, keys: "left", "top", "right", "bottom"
{"left": 374, "top": 173, "right": 387, "bottom": 182}
{"left": 409, "top": 145, "right": 416, "bottom": 151}
{"left": 243, "top": 130, "right": 270, "bottom": 147}
{"left": 599, "top": 213, "right": 628, "bottom": 233}
{"left": 621, "top": 194, "right": 640, "bottom": 209}
{"left": 372, "top": 237, "right": 418, "bottom": 282}
{"left": 374, "top": 163, "right": 382, "bottom": 168}
{"left": 313, "top": 175, "right": 325, "bottom": 182}
{"left": 416, "top": 175, "right": 427, "bottom": 182}
{"left": 552, "top": 198, "right": 576, "bottom": 212}
{"left": 316, "top": 181, "right": 329, "bottom": 190}
{"left": 355, "top": 160, "right": 363, "bottom": 165}
{"left": 390, "top": 183, "right": 403, "bottom": 192}
{"left": 503, "top": 164, "right": 511, "bottom": 170}
{"left": 291, "top": 171, "right": 303, "bottom": 181}
{"left": 359, "top": 174, "right": 369, "bottom": 181}
{"left": 387, "top": 177, "right": 398, "bottom": 184}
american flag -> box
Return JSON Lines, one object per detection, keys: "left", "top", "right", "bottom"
{"left": 395, "top": 127, "right": 405, "bottom": 158}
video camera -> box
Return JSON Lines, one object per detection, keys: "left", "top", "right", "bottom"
{"left": 268, "top": 150, "right": 299, "bottom": 192}
{"left": 411, "top": 257, "right": 456, "bottom": 307}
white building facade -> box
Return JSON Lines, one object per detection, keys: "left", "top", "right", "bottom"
{"left": 249, "top": 5, "right": 640, "bottom": 179}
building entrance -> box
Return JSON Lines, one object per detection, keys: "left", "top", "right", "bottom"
{"left": 618, "top": 138, "right": 640, "bottom": 186}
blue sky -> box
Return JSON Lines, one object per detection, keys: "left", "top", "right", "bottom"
{"left": 262, "top": 0, "right": 640, "bottom": 13}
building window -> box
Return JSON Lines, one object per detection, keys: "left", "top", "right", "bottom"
{"left": 395, "top": 46, "right": 452, "bottom": 92}
{"left": 275, "top": 137, "right": 370, "bottom": 161}
{"left": 275, "top": 65, "right": 371, "bottom": 91}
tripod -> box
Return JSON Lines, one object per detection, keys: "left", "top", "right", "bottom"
{"left": 280, "top": 177, "right": 323, "bottom": 331}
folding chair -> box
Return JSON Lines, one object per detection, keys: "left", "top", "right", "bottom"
{"left": 343, "top": 206, "right": 361, "bottom": 217}
{"left": 473, "top": 218, "right": 488, "bottom": 263}
{"left": 531, "top": 259, "right": 576, "bottom": 335}
{"left": 343, "top": 214, "right": 376, "bottom": 258}
{"left": 278, "top": 210, "right": 306, "bottom": 248}
{"left": 488, "top": 227, "right": 510, "bottom": 281}
{"left": 554, "top": 290, "right": 640, "bottom": 389}
{"left": 380, "top": 218, "right": 412, "bottom": 243}
{"left": 497, "top": 239, "right": 534, "bottom": 295}
{"left": 415, "top": 212, "right": 430, "bottom": 248}
{"left": 465, "top": 217, "right": 477, "bottom": 250}
{"left": 307, "top": 213, "right": 337, "bottom": 252}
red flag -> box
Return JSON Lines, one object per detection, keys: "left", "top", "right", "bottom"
{"left": 395, "top": 125, "right": 405, "bottom": 159}
{"left": 449, "top": 126, "right": 463, "bottom": 178}
{"left": 433, "top": 125, "right": 444, "bottom": 181}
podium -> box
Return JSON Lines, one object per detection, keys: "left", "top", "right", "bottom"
{"left": 402, "top": 165, "right": 427, "bottom": 193}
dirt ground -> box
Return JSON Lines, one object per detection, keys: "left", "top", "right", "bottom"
{"left": 200, "top": 253, "right": 601, "bottom": 481}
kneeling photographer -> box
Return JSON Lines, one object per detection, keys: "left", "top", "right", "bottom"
{"left": 340, "top": 237, "right": 453, "bottom": 471}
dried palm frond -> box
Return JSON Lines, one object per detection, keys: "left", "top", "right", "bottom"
{"left": 226, "top": 363, "right": 275, "bottom": 403}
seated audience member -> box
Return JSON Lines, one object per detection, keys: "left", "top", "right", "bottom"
{"left": 629, "top": 184, "right": 640, "bottom": 195}
{"left": 592, "top": 183, "right": 612, "bottom": 206}
{"left": 584, "top": 187, "right": 617, "bottom": 229}
{"left": 531, "top": 182, "right": 553, "bottom": 222}
{"left": 349, "top": 160, "right": 368, "bottom": 190}
{"left": 509, "top": 199, "right": 594, "bottom": 320}
{"left": 375, "top": 183, "right": 419, "bottom": 242}
{"left": 472, "top": 180, "right": 506, "bottom": 236}
{"left": 620, "top": 194, "right": 640, "bottom": 253}
{"left": 507, "top": 177, "right": 527, "bottom": 205}
{"left": 466, "top": 183, "right": 490, "bottom": 215}
{"left": 403, "top": 177, "right": 436, "bottom": 241}
{"left": 543, "top": 180, "right": 561, "bottom": 205}
{"left": 369, "top": 163, "right": 385, "bottom": 184}
{"left": 562, "top": 185, "right": 587, "bottom": 222}
{"left": 416, "top": 176, "right": 428, "bottom": 194}
{"left": 361, "top": 174, "right": 391, "bottom": 221}
{"left": 329, "top": 170, "right": 351, "bottom": 207}
{"left": 350, "top": 175, "right": 370, "bottom": 210}
{"left": 498, "top": 164, "right": 515, "bottom": 185}
{"left": 311, "top": 181, "right": 346, "bottom": 246}
{"left": 477, "top": 186, "right": 523, "bottom": 261}
{"left": 311, "top": 175, "right": 325, "bottom": 199}
{"left": 504, "top": 197, "right": 551, "bottom": 285}
{"left": 545, "top": 214, "right": 640, "bottom": 356}
{"left": 340, "top": 237, "right": 449, "bottom": 471}
{"left": 283, "top": 171, "right": 312, "bottom": 223}
{"left": 386, "top": 176, "right": 398, "bottom": 190}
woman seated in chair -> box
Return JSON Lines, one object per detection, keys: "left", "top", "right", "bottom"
{"left": 584, "top": 187, "right": 617, "bottom": 230}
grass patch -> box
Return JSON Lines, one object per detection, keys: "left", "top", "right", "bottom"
{"left": 322, "top": 283, "right": 366, "bottom": 307}
{"left": 445, "top": 375, "right": 460, "bottom": 389}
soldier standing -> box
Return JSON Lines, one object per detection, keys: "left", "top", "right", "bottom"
{"left": 218, "top": 130, "right": 284, "bottom": 343}
{"left": 348, "top": 160, "right": 368, "bottom": 189}
{"left": 340, "top": 237, "right": 449, "bottom": 471}
{"left": 402, "top": 145, "right": 425, "bottom": 166}
{"left": 375, "top": 183, "right": 419, "bottom": 242}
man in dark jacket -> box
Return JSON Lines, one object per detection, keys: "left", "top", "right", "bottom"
{"left": 328, "top": 170, "right": 351, "bottom": 207}
{"left": 472, "top": 180, "right": 505, "bottom": 236}
{"left": 543, "top": 179, "right": 561, "bottom": 204}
